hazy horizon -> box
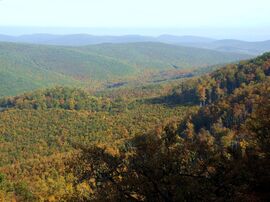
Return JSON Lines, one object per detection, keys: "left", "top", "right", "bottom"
{"left": 0, "top": 0, "right": 270, "bottom": 41}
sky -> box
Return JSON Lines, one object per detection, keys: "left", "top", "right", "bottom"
{"left": 0, "top": 0, "right": 270, "bottom": 40}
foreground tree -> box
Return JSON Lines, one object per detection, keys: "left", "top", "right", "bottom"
{"left": 72, "top": 125, "right": 216, "bottom": 201}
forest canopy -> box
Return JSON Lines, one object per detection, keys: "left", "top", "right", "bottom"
{"left": 0, "top": 52, "right": 269, "bottom": 201}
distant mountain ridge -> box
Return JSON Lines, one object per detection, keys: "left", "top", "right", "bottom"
{"left": 0, "top": 34, "right": 214, "bottom": 46}
{"left": 0, "top": 34, "right": 269, "bottom": 55}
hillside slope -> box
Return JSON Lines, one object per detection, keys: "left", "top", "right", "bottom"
{"left": 0, "top": 42, "right": 251, "bottom": 97}
{"left": 82, "top": 42, "right": 251, "bottom": 70}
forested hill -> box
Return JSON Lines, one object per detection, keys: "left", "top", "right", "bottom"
{"left": 0, "top": 41, "right": 252, "bottom": 97}
{"left": 169, "top": 52, "right": 270, "bottom": 105}
{"left": 0, "top": 87, "right": 127, "bottom": 113}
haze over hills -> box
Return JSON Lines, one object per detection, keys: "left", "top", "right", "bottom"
{"left": 0, "top": 34, "right": 215, "bottom": 46}
{"left": 179, "top": 39, "right": 270, "bottom": 55}
{"left": 0, "top": 41, "right": 252, "bottom": 97}
{"left": 0, "top": 34, "right": 270, "bottom": 55}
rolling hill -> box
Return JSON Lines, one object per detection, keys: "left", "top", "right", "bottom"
{"left": 0, "top": 41, "right": 251, "bottom": 97}
{"left": 81, "top": 42, "right": 251, "bottom": 70}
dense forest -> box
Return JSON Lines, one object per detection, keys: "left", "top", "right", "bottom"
{"left": 0, "top": 52, "right": 269, "bottom": 201}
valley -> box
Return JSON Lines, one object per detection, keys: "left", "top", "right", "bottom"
{"left": 0, "top": 50, "right": 269, "bottom": 201}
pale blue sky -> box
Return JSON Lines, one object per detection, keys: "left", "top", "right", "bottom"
{"left": 0, "top": 0, "right": 270, "bottom": 40}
